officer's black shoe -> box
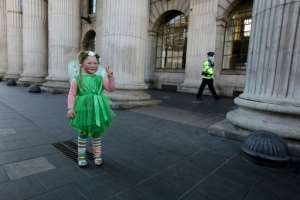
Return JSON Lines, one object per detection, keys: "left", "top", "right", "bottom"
{"left": 214, "top": 96, "right": 220, "bottom": 100}
{"left": 196, "top": 96, "right": 203, "bottom": 101}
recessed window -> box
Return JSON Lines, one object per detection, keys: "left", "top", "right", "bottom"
{"left": 89, "top": 0, "right": 96, "bottom": 15}
{"left": 222, "top": 2, "right": 253, "bottom": 71}
{"left": 82, "top": 30, "right": 96, "bottom": 51}
{"left": 156, "top": 13, "right": 188, "bottom": 71}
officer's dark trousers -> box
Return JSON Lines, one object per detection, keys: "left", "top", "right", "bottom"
{"left": 196, "top": 78, "right": 219, "bottom": 99}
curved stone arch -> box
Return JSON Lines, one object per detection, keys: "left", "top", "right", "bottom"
{"left": 217, "top": 0, "right": 247, "bottom": 20}
{"left": 81, "top": 29, "right": 96, "bottom": 51}
{"left": 149, "top": 0, "right": 190, "bottom": 32}
{"left": 214, "top": 0, "right": 254, "bottom": 96}
{"left": 146, "top": 1, "right": 190, "bottom": 89}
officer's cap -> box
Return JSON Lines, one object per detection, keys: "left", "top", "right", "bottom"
{"left": 207, "top": 52, "right": 215, "bottom": 57}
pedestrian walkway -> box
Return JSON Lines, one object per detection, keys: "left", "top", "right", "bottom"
{"left": 0, "top": 82, "right": 299, "bottom": 200}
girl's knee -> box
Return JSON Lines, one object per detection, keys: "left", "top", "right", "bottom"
{"left": 79, "top": 132, "right": 88, "bottom": 139}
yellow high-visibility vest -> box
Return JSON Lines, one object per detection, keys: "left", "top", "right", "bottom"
{"left": 201, "top": 59, "right": 214, "bottom": 79}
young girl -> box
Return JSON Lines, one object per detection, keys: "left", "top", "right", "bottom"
{"left": 67, "top": 51, "right": 115, "bottom": 167}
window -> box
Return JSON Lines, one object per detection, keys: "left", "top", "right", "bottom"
{"left": 89, "top": 0, "right": 96, "bottom": 15}
{"left": 222, "top": 2, "right": 253, "bottom": 71}
{"left": 82, "top": 30, "right": 96, "bottom": 51}
{"left": 156, "top": 13, "right": 188, "bottom": 71}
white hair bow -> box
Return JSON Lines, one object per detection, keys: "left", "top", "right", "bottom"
{"left": 88, "top": 51, "right": 96, "bottom": 57}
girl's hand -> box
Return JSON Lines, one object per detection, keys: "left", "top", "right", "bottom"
{"left": 105, "top": 64, "right": 114, "bottom": 79}
{"left": 67, "top": 108, "right": 75, "bottom": 118}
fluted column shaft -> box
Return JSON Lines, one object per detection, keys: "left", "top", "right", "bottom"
{"left": 0, "top": 0, "right": 7, "bottom": 78}
{"left": 43, "top": 0, "right": 80, "bottom": 89}
{"left": 99, "top": 0, "right": 149, "bottom": 90}
{"left": 20, "top": 0, "right": 47, "bottom": 84}
{"left": 243, "top": 0, "right": 300, "bottom": 102}
{"left": 227, "top": 0, "right": 300, "bottom": 139}
{"left": 5, "top": 0, "right": 22, "bottom": 80}
{"left": 180, "top": 0, "right": 217, "bottom": 93}
{"left": 95, "top": 0, "right": 103, "bottom": 55}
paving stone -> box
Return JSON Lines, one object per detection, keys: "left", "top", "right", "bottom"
{"left": 186, "top": 174, "right": 249, "bottom": 200}
{"left": 0, "top": 113, "right": 23, "bottom": 120}
{"left": 0, "top": 176, "right": 46, "bottom": 200}
{"left": 116, "top": 149, "right": 229, "bottom": 200}
{"left": 0, "top": 128, "right": 16, "bottom": 135}
{"left": 29, "top": 192, "right": 60, "bottom": 200}
{"left": 105, "top": 138, "right": 185, "bottom": 172}
{"left": 77, "top": 174, "right": 131, "bottom": 200}
{"left": 0, "top": 138, "right": 32, "bottom": 152}
{"left": 1, "top": 83, "right": 300, "bottom": 200}
{"left": 125, "top": 162, "right": 208, "bottom": 199}
{"left": 147, "top": 89, "right": 235, "bottom": 115}
{"left": 3, "top": 157, "right": 56, "bottom": 180}
{"left": 103, "top": 156, "right": 156, "bottom": 183}
{"left": 179, "top": 190, "right": 213, "bottom": 200}
{"left": 44, "top": 153, "right": 76, "bottom": 168}
{"left": 52, "top": 184, "right": 88, "bottom": 200}
{"left": 258, "top": 175, "right": 300, "bottom": 200}
{"left": 32, "top": 166, "right": 89, "bottom": 190}
{"left": 186, "top": 149, "right": 229, "bottom": 170}
{"left": 214, "top": 155, "right": 267, "bottom": 186}
{"left": 0, "top": 145, "right": 58, "bottom": 165}
{"left": 243, "top": 183, "right": 283, "bottom": 200}
{"left": 0, "top": 167, "right": 9, "bottom": 184}
{"left": 0, "top": 122, "right": 34, "bottom": 129}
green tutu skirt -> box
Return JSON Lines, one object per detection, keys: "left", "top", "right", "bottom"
{"left": 70, "top": 94, "right": 115, "bottom": 138}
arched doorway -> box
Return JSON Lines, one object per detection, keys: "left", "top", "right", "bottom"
{"left": 222, "top": 1, "right": 253, "bottom": 71}
{"left": 155, "top": 10, "right": 188, "bottom": 71}
{"left": 148, "top": 10, "right": 189, "bottom": 90}
{"left": 215, "top": 0, "right": 253, "bottom": 96}
{"left": 82, "top": 30, "right": 96, "bottom": 51}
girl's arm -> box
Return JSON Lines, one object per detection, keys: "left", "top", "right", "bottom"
{"left": 103, "top": 76, "right": 116, "bottom": 92}
{"left": 67, "top": 79, "right": 77, "bottom": 110}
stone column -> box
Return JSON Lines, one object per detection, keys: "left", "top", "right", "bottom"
{"left": 19, "top": 0, "right": 47, "bottom": 84}
{"left": 42, "top": 0, "right": 80, "bottom": 91}
{"left": 95, "top": 0, "right": 103, "bottom": 54}
{"left": 227, "top": 0, "right": 300, "bottom": 140}
{"left": 144, "top": 31, "right": 157, "bottom": 85}
{"left": 5, "top": 0, "right": 22, "bottom": 80}
{"left": 97, "top": 0, "right": 158, "bottom": 108}
{"left": 180, "top": 0, "right": 218, "bottom": 93}
{"left": 0, "top": 0, "right": 7, "bottom": 79}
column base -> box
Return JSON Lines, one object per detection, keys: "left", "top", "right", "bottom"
{"left": 178, "top": 82, "right": 199, "bottom": 94}
{"left": 41, "top": 80, "right": 70, "bottom": 94}
{"left": 18, "top": 76, "right": 46, "bottom": 85}
{"left": 4, "top": 73, "right": 20, "bottom": 81}
{"left": 0, "top": 73, "right": 5, "bottom": 81}
{"left": 106, "top": 90, "right": 161, "bottom": 109}
{"left": 226, "top": 96, "right": 300, "bottom": 140}
{"left": 209, "top": 119, "right": 300, "bottom": 157}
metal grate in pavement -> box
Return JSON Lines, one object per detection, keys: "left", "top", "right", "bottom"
{"left": 52, "top": 140, "right": 94, "bottom": 162}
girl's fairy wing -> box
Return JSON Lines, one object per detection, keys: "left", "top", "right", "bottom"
{"left": 95, "top": 64, "right": 107, "bottom": 79}
{"left": 67, "top": 59, "right": 80, "bottom": 82}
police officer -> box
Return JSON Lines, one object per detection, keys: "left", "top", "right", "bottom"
{"left": 196, "top": 52, "right": 219, "bottom": 100}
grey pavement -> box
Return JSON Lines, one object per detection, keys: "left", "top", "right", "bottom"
{"left": 0, "top": 82, "right": 299, "bottom": 200}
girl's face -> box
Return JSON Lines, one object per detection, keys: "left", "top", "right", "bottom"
{"left": 82, "top": 56, "right": 98, "bottom": 74}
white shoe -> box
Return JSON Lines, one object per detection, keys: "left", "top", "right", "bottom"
{"left": 78, "top": 159, "right": 88, "bottom": 167}
{"left": 94, "top": 158, "right": 103, "bottom": 166}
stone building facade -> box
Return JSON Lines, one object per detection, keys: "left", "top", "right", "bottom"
{"left": 0, "top": 0, "right": 254, "bottom": 96}
{"left": 0, "top": 0, "right": 299, "bottom": 143}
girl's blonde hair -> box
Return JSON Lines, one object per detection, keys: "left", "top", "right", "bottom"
{"left": 78, "top": 51, "right": 100, "bottom": 64}
{"left": 77, "top": 51, "right": 100, "bottom": 87}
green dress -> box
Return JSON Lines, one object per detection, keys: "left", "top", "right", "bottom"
{"left": 70, "top": 74, "right": 115, "bottom": 137}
